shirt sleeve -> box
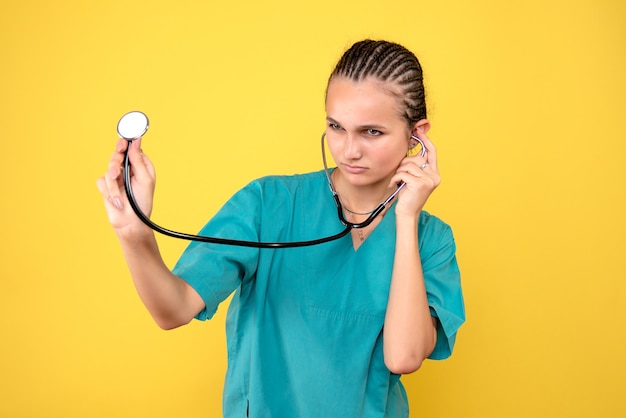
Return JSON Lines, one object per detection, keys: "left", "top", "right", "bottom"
{"left": 171, "top": 182, "right": 262, "bottom": 320}
{"left": 419, "top": 214, "right": 466, "bottom": 360}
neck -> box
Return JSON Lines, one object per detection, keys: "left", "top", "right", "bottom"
{"left": 331, "top": 169, "right": 394, "bottom": 214}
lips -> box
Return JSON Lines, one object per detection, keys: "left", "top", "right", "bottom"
{"left": 342, "top": 164, "right": 367, "bottom": 174}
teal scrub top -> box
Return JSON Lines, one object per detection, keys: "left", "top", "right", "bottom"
{"left": 172, "top": 170, "right": 465, "bottom": 418}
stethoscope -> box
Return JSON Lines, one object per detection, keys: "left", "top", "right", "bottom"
{"left": 117, "top": 111, "right": 426, "bottom": 248}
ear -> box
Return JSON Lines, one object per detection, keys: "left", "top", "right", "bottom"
{"left": 412, "top": 119, "right": 431, "bottom": 135}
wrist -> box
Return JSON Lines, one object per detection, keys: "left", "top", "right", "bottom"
{"left": 116, "top": 223, "right": 156, "bottom": 246}
{"left": 395, "top": 211, "right": 420, "bottom": 226}
{"left": 395, "top": 212, "right": 420, "bottom": 239}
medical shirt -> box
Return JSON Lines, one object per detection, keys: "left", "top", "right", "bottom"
{"left": 172, "top": 170, "right": 465, "bottom": 418}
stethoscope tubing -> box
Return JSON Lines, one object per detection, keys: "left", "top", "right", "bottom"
{"left": 122, "top": 131, "right": 419, "bottom": 248}
{"left": 123, "top": 142, "right": 354, "bottom": 248}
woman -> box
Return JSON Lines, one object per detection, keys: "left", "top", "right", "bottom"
{"left": 97, "top": 39, "right": 465, "bottom": 418}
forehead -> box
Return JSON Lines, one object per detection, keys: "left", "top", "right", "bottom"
{"left": 325, "top": 77, "right": 404, "bottom": 125}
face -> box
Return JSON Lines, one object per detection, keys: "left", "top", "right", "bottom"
{"left": 325, "top": 76, "right": 410, "bottom": 189}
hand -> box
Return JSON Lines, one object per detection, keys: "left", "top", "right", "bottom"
{"left": 96, "top": 138, "right": 156, "bottom": 239}
{"left": 389, "top": 130, "right": 441, "bottom": 217}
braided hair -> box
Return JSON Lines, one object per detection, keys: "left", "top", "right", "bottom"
{"left": 328, "top": 40, "right": 427, "bottom": 128}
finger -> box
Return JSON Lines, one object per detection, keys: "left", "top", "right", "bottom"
{"left": 397, "top": 155, "right": 431, "bottom": 175}
{"left": 107, "top": 154, "right": 123, "bottom": 179}
{"left": 390, "top": 167, "right": 440, "bottom": 192}
{"left": 116, "top": 138, "right": 129, "bottom": 153}
{"left": 96, "top": 176, "right": 122, "bottom": 211}
{"left": 126, "top": 138, "right": 154, "bottom": 183}
{"left": 106, "top": 139, "right": 130, "bottom": 179}
{"left": 102, "top": 138, "right": 136, "bottom": 210}
{"left": 400, "top": 164, "right": 426, "bottom": 178}
{"left": 392, "top": 156, "right": 441, "bottom": 189}
{"left": 389, "top": 167, "right": 422, "bottom": 189}
{"left": 103, "top": 171, "right": 124, "bottom": 210}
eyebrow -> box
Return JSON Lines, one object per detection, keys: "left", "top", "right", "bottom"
{"left": 325, "top": 116, "right": 387, "bottom": 130}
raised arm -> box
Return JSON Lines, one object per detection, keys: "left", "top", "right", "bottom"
{"left": 96, "top": 138, "right": 205, "bottom": 329}
{"left": 383, "top": 129, "right": 439, "bottom": 374}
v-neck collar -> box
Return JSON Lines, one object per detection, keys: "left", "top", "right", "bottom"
{"left": 350, "top": 201, "right": 396, "bottom": 252}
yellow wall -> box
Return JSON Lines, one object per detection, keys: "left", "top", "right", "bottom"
{"left": 1, "top": 0, "right": 624, "bottom": 416}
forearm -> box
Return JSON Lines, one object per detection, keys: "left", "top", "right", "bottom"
{"left": 383, "top": 214, "right": 437, "bottom": 374}
{"left": 118, "top": 227, "right": 204, "bottom": 330}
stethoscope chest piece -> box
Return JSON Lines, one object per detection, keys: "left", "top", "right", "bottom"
{"left": 117, "top": 111, "right": 149, "bottom": 140}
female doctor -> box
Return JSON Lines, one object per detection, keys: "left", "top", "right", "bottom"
{"left": 97, "top": 39, "right": 465, "bottom": 418}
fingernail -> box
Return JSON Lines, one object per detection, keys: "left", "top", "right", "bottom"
{"left": 113, "top": 197, "right": 123, "bottom": 210}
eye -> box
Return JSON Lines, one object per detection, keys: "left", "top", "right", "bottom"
{"left": 328, "top": 122, "right": 342, "bottom": 130}
{"left": 366, "top": 128, "right": 383, "bottom": 136}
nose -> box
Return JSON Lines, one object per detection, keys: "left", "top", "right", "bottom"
{"left": 343, "top": 134, "right": 362, "bottom": 160}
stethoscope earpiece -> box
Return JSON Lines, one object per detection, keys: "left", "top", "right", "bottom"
{"left": 410, "top": 134, "right": 427, "bottom": 157}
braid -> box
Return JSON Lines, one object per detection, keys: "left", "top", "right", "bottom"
{"left": 328, "top": 40, "right": 427, "bottom": 127}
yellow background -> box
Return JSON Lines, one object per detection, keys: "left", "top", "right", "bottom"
{"left": 1, "top": 0, "right": 624, "bottom": 416}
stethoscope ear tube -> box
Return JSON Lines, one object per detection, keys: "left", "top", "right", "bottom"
{"left": 410, "top": 135, "right": 427, "bottom": 158}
